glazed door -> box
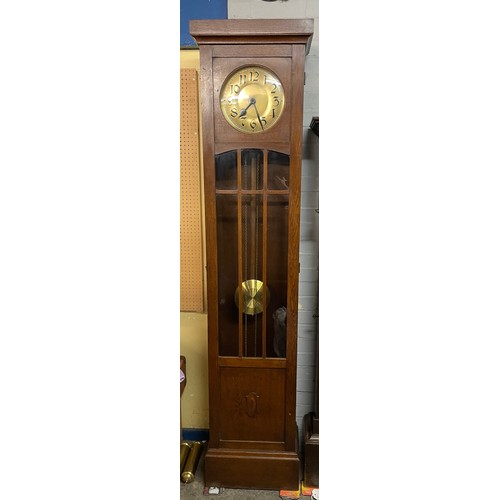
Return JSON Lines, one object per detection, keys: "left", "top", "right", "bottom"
{"left": 214, "top": 148, "right": 293, "bottom": 450}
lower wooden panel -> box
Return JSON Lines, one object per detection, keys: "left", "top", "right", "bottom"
{"left": 219, "top": 366, "right": 285, "bottom": 444}
{"left": 204, "top": 447, "right": 300, "bottom": 490}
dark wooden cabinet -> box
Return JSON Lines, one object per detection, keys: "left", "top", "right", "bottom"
{"left": 190, "top": 19, "right": 314, "bottom": 491}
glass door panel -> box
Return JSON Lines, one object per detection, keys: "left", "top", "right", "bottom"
{"left": 266, "top": 194, "right": 289, "bottom": 358}
{"left": 215, "top": 149, "right": 290, "bottom": 359}
{"left": 239, "top": 194, "right": 264, "bottom": 357}
{"left": 241, "top": 149, "right": 264, "bottom": 191}
{"left": 216, "top": 193, "right": 239, "bottom": 356}
{"left": 215, "top": 150, "right": 238, "bottom": 190}
{"left": 267, "top": 151, "right": 290, "bottom": 191}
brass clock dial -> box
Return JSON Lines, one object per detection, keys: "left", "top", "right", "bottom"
{"left": 220, "top": 65, "right": 285, "bottom": 134}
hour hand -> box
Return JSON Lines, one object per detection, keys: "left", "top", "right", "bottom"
{"left": 239, "top": 97, "right": 256, "bottom": 117}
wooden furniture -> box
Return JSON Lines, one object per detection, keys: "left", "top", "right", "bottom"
{"left": 190, "top": 19, "right": 314, "bottom": 491}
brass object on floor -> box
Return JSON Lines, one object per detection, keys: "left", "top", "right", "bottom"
{"left": 234, "top": 279, "right": 271, "bottom": 315}
{"left": 180, "top": 441, "right": 192, "bottom": 474}
{"left": 181, "top": 441, "right": 203, "bottom": 483}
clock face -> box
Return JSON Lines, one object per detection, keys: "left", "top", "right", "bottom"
{"left": 220, "top": 65, "right": 285, "bottom": 134}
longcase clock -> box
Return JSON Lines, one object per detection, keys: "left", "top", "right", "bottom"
{"left": 189, "top": 19, "right": 314, "bottom": 491}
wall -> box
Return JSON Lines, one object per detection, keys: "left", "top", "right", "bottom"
{"left": 180, "top": 0, "right": 227, "bottom": 47}
{"left": 179, "top": 49, "right": 210, "bottom": 430}
{"left": 180, "top": 312, "right": 209, "bottom": 429}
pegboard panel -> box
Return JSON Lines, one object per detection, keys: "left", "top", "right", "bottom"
{"left": 180, "top": 68, "right": 204, "bottom": 312}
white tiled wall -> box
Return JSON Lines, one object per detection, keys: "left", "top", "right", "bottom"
{"left": 228, "top": 0, "right": 320, "bottom": 450}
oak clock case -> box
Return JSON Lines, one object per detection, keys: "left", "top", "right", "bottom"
{"left": 190, "top": 19, "right": 313, "bottom": 492}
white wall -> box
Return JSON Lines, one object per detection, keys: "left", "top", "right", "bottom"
{"left": 228, "top": 0, "right": 320, "bottom": 450}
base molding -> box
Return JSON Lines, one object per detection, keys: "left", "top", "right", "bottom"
{"left": 204, "top": 447, "right": 301, "bottom": 491}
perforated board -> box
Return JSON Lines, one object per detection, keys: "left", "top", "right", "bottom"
{"left": 180, "top": 68, "right": 204, "bottom": 312}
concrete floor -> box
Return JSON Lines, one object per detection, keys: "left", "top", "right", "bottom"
{"left": 180, "top": 441, "right": 316, "bottom": 500}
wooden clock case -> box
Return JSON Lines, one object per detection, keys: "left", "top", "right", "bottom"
{"left": 189, "top": 19, "right": 314, "bottom": 491}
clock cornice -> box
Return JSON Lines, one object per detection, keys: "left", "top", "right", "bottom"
{"left": 190, "top": 18, "right": 314, "bottom": 55}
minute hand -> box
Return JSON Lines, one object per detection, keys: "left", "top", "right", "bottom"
{"left": 252, "top": 102, "right": 265, "bottom": 130}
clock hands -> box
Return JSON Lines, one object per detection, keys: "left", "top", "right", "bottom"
{"left": 239, "top": 97, "right": 256, "bottom": 118}
{"left": 239, "top": 97, "right": 265, "bottom": 131}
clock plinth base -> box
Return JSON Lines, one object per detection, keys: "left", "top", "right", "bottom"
{"left": 204, "top": 447, "right": 300, "bottom": 491}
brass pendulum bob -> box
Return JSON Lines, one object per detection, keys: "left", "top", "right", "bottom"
{"left": 234, "top": 279, "right": 271, "bottom": 315}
